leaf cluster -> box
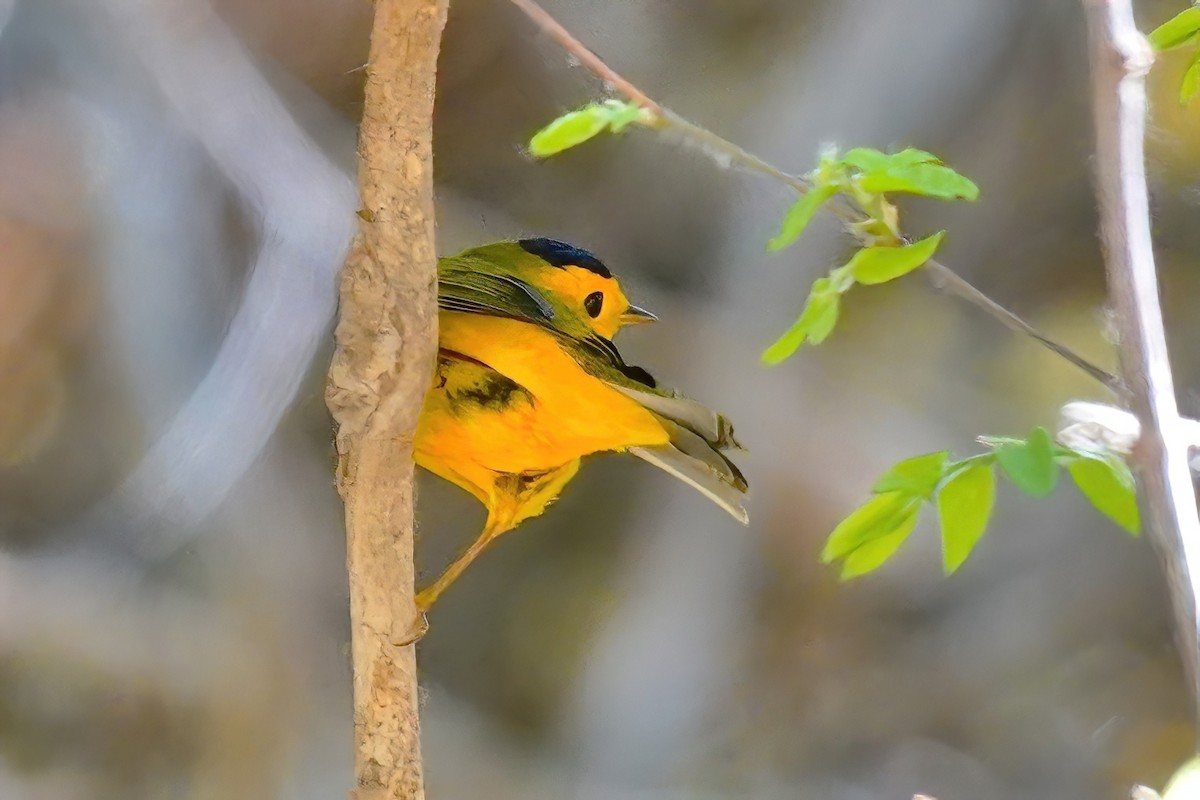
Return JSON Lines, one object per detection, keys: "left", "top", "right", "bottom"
{"left": 822, "top": 428, "right": 1139, "bottom": 580}
{"left": 761, "top": 231, "right": 943, "bottom": 362}
{"left": 762, "top": 148, "right": 977, "bottom": 362}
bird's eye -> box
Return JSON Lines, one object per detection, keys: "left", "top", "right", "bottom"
{"left": 584, "top": 291, "right": 604, "bottom": 318}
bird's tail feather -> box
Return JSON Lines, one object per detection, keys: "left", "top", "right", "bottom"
{"left": 653, "top": 416, "right": 747, "bottom": 491}
{"left": 629, "top": 444, "right": 749, "bottom": 524}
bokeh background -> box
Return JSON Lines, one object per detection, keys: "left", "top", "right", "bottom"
{"left": 2, "top": 0, "right": 1200, "bottom": 797}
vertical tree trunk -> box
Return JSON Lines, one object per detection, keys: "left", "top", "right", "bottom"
{"left": 326, "top": 1, "right": 448, "bottom": 798}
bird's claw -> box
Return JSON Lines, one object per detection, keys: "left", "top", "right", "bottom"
{"left": 394, "top": 610, "right": 429, "bottom": 647}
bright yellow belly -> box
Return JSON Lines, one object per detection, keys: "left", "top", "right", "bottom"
{"left": 415, "top": 313, "right": 669, "bottom": 476}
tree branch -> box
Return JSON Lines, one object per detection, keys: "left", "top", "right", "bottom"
{"left": 326, "top": 1, "right": 448, "bottom": 798}
{"left": 1084, "top": 0, "right": 1200, "bottom": 721}
{"left": 508, "top": 0, "right": 1123, "bottom": 394}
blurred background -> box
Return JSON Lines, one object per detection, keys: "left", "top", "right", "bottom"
{"left": 2, "top": 0, "right": 1200, "bottom": 797}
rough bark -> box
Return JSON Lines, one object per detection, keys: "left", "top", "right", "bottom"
{"left": 326, "top": 1, "right": 448, "bottom": 798}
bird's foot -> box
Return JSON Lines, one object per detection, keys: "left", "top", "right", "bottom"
{"left": 394, "top": 609, "right": 429, "bottom": 647}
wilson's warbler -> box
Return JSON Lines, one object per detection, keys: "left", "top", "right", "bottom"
{"left": 414, "top": 238, "right": 748, "bottom": 609}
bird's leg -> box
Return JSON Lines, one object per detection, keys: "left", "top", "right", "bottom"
{"left": 415, "top": 515, "right": 509, "bottom": 611}
{"left": 414, "top": 462, "right": 580, "bottom": 611}
{"left": 508, "top": 459, "right": 580, "bottom": 529}
{"left": 395, "top": 612, "right": 429, "bottom": 647}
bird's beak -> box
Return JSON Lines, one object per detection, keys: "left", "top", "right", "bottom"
{"left": 620, "top": 304, "right": 658, "bottom": 325}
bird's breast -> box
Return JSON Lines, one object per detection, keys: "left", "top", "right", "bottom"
{"left": 416, "top": 312, "right": 669, "bottom": 474}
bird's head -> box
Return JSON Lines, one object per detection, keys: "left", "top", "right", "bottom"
{"left": 514, "top": 238, "right": 656, "bottom": 339}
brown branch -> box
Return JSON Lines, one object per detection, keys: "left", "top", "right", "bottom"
{"left": 508, "top": 0, "right": 1124, "bottom": 394}
{"left": 509, "top": 0, "right": 662, "bottom": 116}
{"left": 1084, "top": 0, "right": 1200, "bottom": 721}
{"left": 326, "top": 1, "right": 449, "bottom": 798}
{"left": 924, "top": 259, "right": 1122, "bottom": 391}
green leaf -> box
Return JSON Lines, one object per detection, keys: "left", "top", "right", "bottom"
{"left": 767, "top": 183, "right": 839, "bottom": 251}
{"left": 804, "top": 293, "right": 840, "bottom": 345}
{"left": 761, "top": 320, "right": 809, "bottom": 364}
{"left": 840, "top": 147, "right": 978, "bottom": 201}
{"left": 995, "top": 426, "right": 1058, "bottom": 497}
{"left": 888, "top": 148, "right": 941, "bottom": 167}
{"left": 839, "top": 503, "right": 921, "bottom": 580}
{"left": 1149, "top": 7, "right": 1200, "bottom": 51}
{"left": 827, "top": 264, "right": 855, "bottom": 293}
{"left": 871, "top": 451, "right": 949, "bottom": 498}
{"left": 841, "top": 147, "right": 890, "bottom": 173}
{"left": 1182, "top": 56, "right": 1200, "bottom": 104}
{"left": 859, "top": 164, "right": 979, "bottom": 201}
{"left": 821, "top": 491, "right": 915, "bottom": 563}
{"left": 1066, "top": 451, "right": 1140, "bottom": 535}
{"left": 937, "top": 462, "right": 996, "bottom": 574}
{"left": 529, "top": 105, "right": 614, "bottom": 157}
{"left": 527, "top": 101, "right": 648, "bottom": 157}
{"left": 848, "top": 231, "right": 945, "bottom": 285}
{"left": 604, "top": 100, "right": 645, "bottom": 132}
{"left": 761, "top": 278, "right": 840, "bottom": 363}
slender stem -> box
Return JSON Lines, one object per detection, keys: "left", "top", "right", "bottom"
{"left": 1084, "top": 0, "right": 1200, "bottom": 722}
{"left": 924, "top": 258, "right": 1123, "bottom": 392}
{"left": 660, "top": 110, "right": 812, "bottom": 191}
{"left": 508, "top": 0, "right": 663, "bottom": 116}
{"left": 508, "top": 0, "right": 1122, "bottom": 394}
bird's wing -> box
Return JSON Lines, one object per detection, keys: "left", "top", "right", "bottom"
{"left": 560, "top": 334, "right": 749, "bottom": 523}
{"left": 566, "top": 333, "right": 664, "bottom": 390}
{"left": 563, "top": 334, "right": 741, "bottom": 451}
{"left": 610, "top": 383, "right": 742, "bottom": 452}
{"left": 437, "top": 261, "right": 557, "bottom": 327}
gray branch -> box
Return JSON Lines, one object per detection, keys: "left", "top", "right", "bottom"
{"left": 1084, "top": 0, "right": 1200, "bottom": 719}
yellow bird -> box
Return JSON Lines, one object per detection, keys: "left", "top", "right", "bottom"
{"left": 414, "top": 238, "right": 748, "bottom": 609}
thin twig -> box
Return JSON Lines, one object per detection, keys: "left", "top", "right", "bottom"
{"left": 509, "top": 0, "right": 662, "bottom": 115}
{"left": 1084, "top": 0, "right": 1200, "bottom": 721}
{"left": 924, "top": 258, "right": 1122, "bottom": 390}
{"left": 509, "top": 0, "right": 1124, "bottom": 394}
